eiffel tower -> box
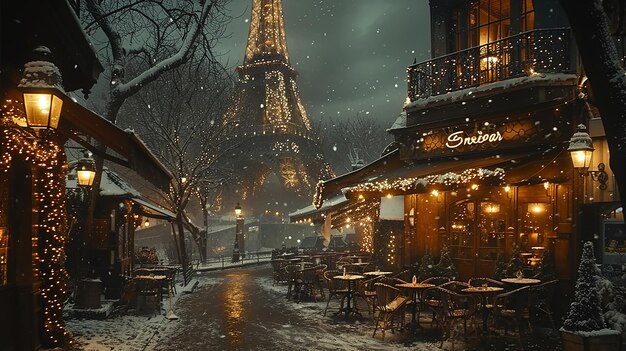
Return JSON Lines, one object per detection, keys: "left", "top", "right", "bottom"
{"left": 224, "top": 0, "right": 333, "bottom": 211}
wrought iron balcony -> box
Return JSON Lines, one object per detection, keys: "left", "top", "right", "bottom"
{"left": 407, "top": 28, "right": 573, "bottom": 101}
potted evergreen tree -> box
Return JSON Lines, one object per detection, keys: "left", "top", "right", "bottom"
{"left": 561, "top": 241, "right": 621, "bottom": 351}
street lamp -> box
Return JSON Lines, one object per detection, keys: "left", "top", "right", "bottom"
{"left": 232, "top": 203, "right": 245, "bottom": 262}
{"left": 76, "top": 152, "right": 96, "bottom": 187}
{"left": 568, "top": 124, "right": 609, "bottom": 190}
{"left": 17, "top": 47, "right": 64, "bottom": 130}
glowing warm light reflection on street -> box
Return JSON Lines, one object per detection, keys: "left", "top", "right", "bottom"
{"left": 223, "top": 272, "right": 247, "bottom": 349}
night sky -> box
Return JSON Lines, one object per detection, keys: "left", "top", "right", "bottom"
{"left": 215, "top": 0, "right": 431, "bottom": 126}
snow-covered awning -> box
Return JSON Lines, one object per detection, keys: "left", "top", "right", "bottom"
{"left": 57, "top": 95, "right": 173, "bottom": 191}
{"left": 290, "top": 193, "right": 350, "bottom": 222}
{"left": 341, "top": 146, "right": 569, "bottom": 198}
{"left": 132, "top": 198, "right": 176, "bottom": 220}
{"left": 313, "top": 148, "right": 403, "bottom": 208}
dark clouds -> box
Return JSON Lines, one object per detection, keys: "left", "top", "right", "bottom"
{"left": 215, "top": 0, "right": 431, "bottom": 126}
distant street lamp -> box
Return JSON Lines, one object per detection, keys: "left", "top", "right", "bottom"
{"left": 18, "top": 47, "right": 65, "bottom": 131}
{"left": 76, "top": 152, "right": 96, "bottom": 187}
{"left": 232, "top": 203, "right": 245, "bottom": 262}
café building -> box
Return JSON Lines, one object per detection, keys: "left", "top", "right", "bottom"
{"left": 314, "top": 0, "right": 623, "bottom": 280}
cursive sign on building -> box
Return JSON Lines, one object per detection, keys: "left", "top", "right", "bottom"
{"left": 445, "top": 130, "right": 503, "bottom": 149}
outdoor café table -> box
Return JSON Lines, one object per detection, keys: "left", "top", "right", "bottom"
{"left": 396, "top": 282, "right": 434, "bottom": 335}
{"left": 501, "top": 278, "right": 541, "bottom": 285}
{"left": 363, "top": 271, "right": 393, "bottom": 277}
{"left": 348, "top": 262, "right": 370, "bottom": 273}
{"left": 333, "top": 274, "right": 365, "bottom": 318}
{"left": 462, "top": 286, "right": 504, "bottom": 334}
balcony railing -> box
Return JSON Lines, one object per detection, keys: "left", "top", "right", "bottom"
{"left": 407, "top": 28, "right": 573, "bottom": 101}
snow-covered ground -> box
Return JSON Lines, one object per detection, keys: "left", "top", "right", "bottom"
{"left": 65, "top": 264, "right": 562, "bottom": 351}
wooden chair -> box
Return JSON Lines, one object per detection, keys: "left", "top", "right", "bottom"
{"left": 372, "top": 283, "right": 408, "bottom": 340}
{"left": 439, "top": 280, "right": 470, "bottom": 293}
{"left": 314, "top": 264, "right": 327, "bottom": 300}
{"left": 491, "top": 286, "right": 531, "bottom": 338}
{"left": 284, "top": 264, "right": 301, "bottom": 300}
{"left": 297, "top": 266, "right": 324, "bottom": 302}
{"left": 529, "top": 280, "right": 557, "bottom": 330}
{"left": 356, "top": 275, "right": 382, "bottom": 316}
{"left": 134, "top": 277, "right": 162, "bottom": 314}
{"left": 421, "top": 286, "right": 446, "bottom": 328}
{"left": 439, "top": 287, "right": 480, "bottom": 350}
{"left": 271, "top": 260, "right": 287, "bottom": 285}
{"left": 162, "top": 268, "right": 177, "bottom": 297}
{"left": 421, "top": 276, "right": 451, "bottom": 286}
{"left": 393, "top": 269, "right": 411, "bottom": 282}
{"left": 468, "top": 277, "right": 505, "bottom": 288}
{"left": 323, "top": 270, "right": 350, "bottom": 316}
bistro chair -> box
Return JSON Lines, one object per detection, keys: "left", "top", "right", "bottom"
{"left": 421, "top": 276, "right": 451, "bottom": 286}
{"left": 162, "top": 268, "right": 177, "bottom": 297}
{"left": 284, "top": 264, "right": 301, "bottom": 300}
{"left": 528, "top": 279, "right": 558, "bottom": 330}
{"left": 392, "top": 269, "right": 411, "bottom": 282}
{"left": 372, "top": 283, "right": 408, "bottom": 340}
{"left": 379, "top": 276, "right": 407, "bottom": 286}
{"left": 271, "top": 260, "right": 287, "bottom": 286}
{"left": 490, "top": 286, "right": 530, "bottom": 338}
{"left": 314, "top": 264, "right": 328, "bottom": 300}
{"left": 421, "top": 286, "right": 446, "bottom": 328}
{"left": 468, "top": 277, "right": 505, "bottom": 289}
{"left": 356, "top": 275, "right": 382, "bottom": 316}
{"left": 439, "top": 287, "right": 480, "bottom": 350}
{"left": 336, "top": 259, "right": 352, "bottom": 271}
{"left": 134, "top": 276, "right": 162, "bottom": 314}
{"left": 297, "top": 266, "right": 324, "bottom": 302}
{"left": 323, "top": 270, "right": 350, "bottom": 316}
{"left": 439, "top": 280, "right": 470, "bottom": 293}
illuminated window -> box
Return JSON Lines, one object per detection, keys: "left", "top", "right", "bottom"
{"left": 520, "top": 202, "right": 551, "bottom": 251}
{"left": 521, "top": 0, "right": 535, "bottom": 33}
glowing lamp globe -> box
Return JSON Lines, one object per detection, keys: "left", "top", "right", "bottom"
{"left": 18, "top": 47, "right": 65, "bottom": 130}
{"left": 22, "top": 92, "right": 63, "bottom": 129}
{"left": 567, "top": 124, "right": 594, "bottom": 170}
{"left": 76, "top": 155, "right": 96, "bottom": 187}
{"left": 234, "top": 203, "right": 242, "bottom": 217}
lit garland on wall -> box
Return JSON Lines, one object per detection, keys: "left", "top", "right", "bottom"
{"left": 386, "top": 231, "right": 396, "bottom": 265}
{"left": 359, "top": 220, "right": 374, "bottom": 253}
{"left": 343, "top": 167, "right": 506, "bottom": 195}
{"left": 1, "top": 99, "right": 69, "bottom": 347}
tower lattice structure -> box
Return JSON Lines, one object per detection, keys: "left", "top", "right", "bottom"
{"left": 224, "top": 0, "right": 333, "bottom": 208}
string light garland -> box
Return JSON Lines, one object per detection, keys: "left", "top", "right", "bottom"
{"left": 1, "top": 99, "right": 69, "bottom": 347}
{"left": 343, "top": 167, "right": 505, "bottom": 195}
{"left": 407, "top": 29, "right": 571, "bottom": 101}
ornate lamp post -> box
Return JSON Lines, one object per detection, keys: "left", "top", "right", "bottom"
{"left": 232, "top": 203, "right": 245, "bottom": 262}
{"left": 568, "top": 124, "right": 608, "bottom": 190}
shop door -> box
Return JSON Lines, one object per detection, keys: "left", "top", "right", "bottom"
{"left": 448, "top": 199, "right": 506, "bottom": 280}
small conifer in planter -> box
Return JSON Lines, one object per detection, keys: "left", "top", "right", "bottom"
{"left": 561, "top": 241, "right": 621, "bottom": 351}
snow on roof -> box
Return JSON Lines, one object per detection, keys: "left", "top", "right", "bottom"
{"left": 406, "top": 73, "right": 578, "bottom": 110}
{"left": 388, "top": 111, "right": 407, "bottom": 131}
{"left": 289, "top": 193, "right": 349, "bottom": 218}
